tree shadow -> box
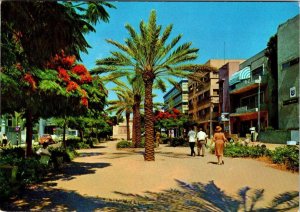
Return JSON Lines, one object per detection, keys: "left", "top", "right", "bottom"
{"left": 156, "top": 151, "right": 192, "bottom": 158}
{"left": 78, "top": 152, "right": 104, "bottom": 157}
{"left": 112, "top": 180, "right": 299, "bottom": 211}
{"left": 102, "top": 151, "right": 144, "bottom": 159}
{"left": 1, "top": 180, "right": 298, "bottom": 211}
{"left": 45, "top": 162, "right": 111, "bottom": 181}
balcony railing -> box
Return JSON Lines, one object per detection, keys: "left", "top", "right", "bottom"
{"left": 230, "top": 75, "right": 268, "bottom": 93}
{"left": 233, "top": 103, "right": 267, "bottom": 114}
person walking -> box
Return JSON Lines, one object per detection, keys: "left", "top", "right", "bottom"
{"left": 187, "top": 127, "right": 196, "bottom": 156}
{"left": 197, "top": 127, "right": 208, "bottom": 156}
{"left": 212, "top": 126, "right": 228, "bottom": 165}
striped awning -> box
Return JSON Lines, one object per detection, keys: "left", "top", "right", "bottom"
{"left": 229, "top": 66, "right": 250, "bottom": 86}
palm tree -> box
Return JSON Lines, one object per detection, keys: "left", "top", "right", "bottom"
{"left": 107, "top": 89, "right": 134, "bottom": 141}
{"left": 96, "top": 10, "right": 199, "bottom": 161}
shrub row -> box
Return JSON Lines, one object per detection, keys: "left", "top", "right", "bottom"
{"left": 116, "top": 139, "right": 145, "bottom": 148}
{"left": 210, "top": 143, "right": 299, "bottom": 171}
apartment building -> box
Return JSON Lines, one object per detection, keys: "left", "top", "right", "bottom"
{"left": 229, "top": 50, "right": 269, "bottom": 136}
{"left": 277, "top": 15, "right": 299, "bottom": 131}
{"left": 163, "top": 79, "right": 189, "bottom": 114}
{"left": 218, "top": 61, "right": 245, "bottom": 134}
{"left": 188, "top": 59, "right": 244, "bottom": 137}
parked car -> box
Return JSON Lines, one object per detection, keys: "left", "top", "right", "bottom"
{"left": 39, "top": 134, "right": 54, "bottom": 145}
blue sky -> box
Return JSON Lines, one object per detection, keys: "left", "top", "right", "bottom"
{"left": 80, "top": 2, "right": 299, "bottom": 104}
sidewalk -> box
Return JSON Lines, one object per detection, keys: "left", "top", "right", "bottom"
{"left": 2, "top": 140, "right": 298, "bottom": 211}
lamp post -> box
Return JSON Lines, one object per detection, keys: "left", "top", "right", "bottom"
{"left": 210, "top": 102, "right": 214, "bottom": 138}
{"left": 255, "top": 75, "right": 262, "bottom": 133}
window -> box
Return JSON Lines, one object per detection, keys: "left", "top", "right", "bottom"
{"left": 213, "top": 89, "right": 219, "bottom": 96}
{"left": 252, "top": 66, "right": 263, "bottom": 80}
{"left": 282, "top": 57, "right": 299, "bottom": 70}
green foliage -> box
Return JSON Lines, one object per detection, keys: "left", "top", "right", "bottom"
{"left": 116, "top": 140, "right": 133, "bottom": 148}
{"left": 0, "top": 154, "right": 44, "bottom": 200}
{"left": 169, "top": 137, "right": 188, "bottom": 147}
{"left": 66, "top": 138, "right": 90, "bottom": 150}
{"left": 49, "top": 146, "right": 78, "bottom": 162}
{"left": 223, "top": 143, "right": 271, "bottom": 158}
{"left": 213, "top": 143, "right": 298, "bottom": 171}
{"left": 271, "top": 146, "right": 299, "bottom": 171}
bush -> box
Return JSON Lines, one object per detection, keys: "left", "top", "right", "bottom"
{"left": 169, "top": 137, "right": 187, "bottom": 147}
{"left": 49, "top": 146, "right": 78, "bottom": 162}
{"left": 116, "top": 140, "right": 133, "bottom": 148}
{"left": 66, "top": 138, "right": 90, "bottom": 149}
{"left": 223, "top": 143, "right": 271, "bottom": 158}
{"left": 0, "top": 154, "right": 44, "bottom": 200}
{"left": 271, "top": 146, "right": 299, "bottom": 171}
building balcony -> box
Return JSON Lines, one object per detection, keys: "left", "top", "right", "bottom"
{"left": 230, "top": 75, "right": 268, "bottom": 95}
{"left": 232, "top": 103, "right": 268, "bottom": 115}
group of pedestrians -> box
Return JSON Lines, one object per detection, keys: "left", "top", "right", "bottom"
{"left": 187, "top": 126, "right": 228, "bottom": 165}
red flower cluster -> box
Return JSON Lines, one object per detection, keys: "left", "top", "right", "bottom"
{"left": 46, "top": 50, "right": 76, "bottom": 70}
{"left": 58, "top": 67, "right": 70, "bottom": 82}
{"left": 24, "top": 73, "right": 36, "bottom": 90}
{"left": 66, "top": 81, "right": 78, "bottom": 92}
{"left": 72, "top": 64, "right": 88, "bottom": 75}
{"left": 80, "top": 73, "right": 92, "bottom": 84}
{"left": 172, "top": 108, "right": 181, "bottom": 115}
{"left": 81, "top": 98, "right": 88, "bottom": 107}
{"left": 62, "top": 55, "right": 76, "bottom": 68}
{"left": 155, "top": 108, "right": 181, "bottom": 121}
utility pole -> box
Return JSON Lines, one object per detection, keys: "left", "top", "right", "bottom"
{"left": 256, "top": 75, "right": 262, "bottom": 133}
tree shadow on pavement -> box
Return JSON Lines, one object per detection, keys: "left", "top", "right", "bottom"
{"left": 78, "top": 152, "right": 104, "bottom": 157}
{"left": 111, "top": 180, "right": 299, "bottom": 211}
{"left": 1, "top": 180, "right": 298, "bottom": 211}
{"left": 46, "top": 162, "right": 111, "bottom": 181}
{"left": 156, "top": 151, "right": 192, "bottom": 159}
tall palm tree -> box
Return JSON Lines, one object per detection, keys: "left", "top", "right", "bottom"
{"left": 96, "top": 10, "right": 199, "bottom": 161}
{"left": 107, "top": 89, "right": 133, "bottom": 141}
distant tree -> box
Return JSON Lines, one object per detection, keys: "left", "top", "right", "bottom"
{"left": 106, "top": 89, "right": 134, "bottom": 141}
{"left": 265, "top": 35, "right": 278, "bottom": 129}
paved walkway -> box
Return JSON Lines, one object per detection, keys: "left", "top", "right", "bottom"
{"left": 2, "top": 140, "right": 298, "bottom": 211}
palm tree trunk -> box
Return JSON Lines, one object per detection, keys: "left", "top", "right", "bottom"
{"left": 126, "top": 111, "right": 130, "bottom": 141}
{"left": 143, "top": 76, "right": 155, "bottom": 161}
{"left": 25, "top": 109, "right": 33, "bottom": 157}
{"left": 132, "top": 104, "right": 136, "bottom": 145}
{"left": 134, "top": 94, "right": 142, "bottom": 148}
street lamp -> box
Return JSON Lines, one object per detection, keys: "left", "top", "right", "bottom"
{"left": 255, "top": 75, "right": 261, "bottom": 133}
{"left": 210, "top": 102, "right": 214, "bottom": 138}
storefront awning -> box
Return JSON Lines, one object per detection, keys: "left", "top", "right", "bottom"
{"left": 229, "top": 66, "right": 251, "bottom": 86}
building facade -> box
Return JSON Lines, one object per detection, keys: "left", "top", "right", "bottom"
{"left": 112, "top": 118, "right": 133, "bottom": 140}
{"left": 163, "top": 79, "right": 189, "bottom": 114}
{"left": 277, "top": 15, "right": 299, "bottom": 130}
{"left": 229, "top": 50, "right": 269, "bottom": 136}
{"left": 188, "top": 59, "right": 244, "bottom": 137}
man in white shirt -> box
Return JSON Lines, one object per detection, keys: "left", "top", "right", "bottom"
{"left": 197, "top": 127, "right": 208, "bottom": 156}
{"left": 187, "top": 127, "right": 196, "bottom": 156}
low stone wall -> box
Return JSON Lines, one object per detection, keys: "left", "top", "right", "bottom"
{"left": 258, "top": 130, "right": 291, "bottom": 144}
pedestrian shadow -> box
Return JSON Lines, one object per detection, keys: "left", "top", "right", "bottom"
{"left": 2, "top": 180, "right": 298, "bottom": 211}
{"left": 207, "top": 161, "right": 219, "bottom": 165}
{"left": 46, "top": 162, "right": 111, "bottom": 181}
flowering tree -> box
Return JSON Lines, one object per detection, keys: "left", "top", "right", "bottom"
{"left": 1, "top": 51, "right": 105, "bottom": 155}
